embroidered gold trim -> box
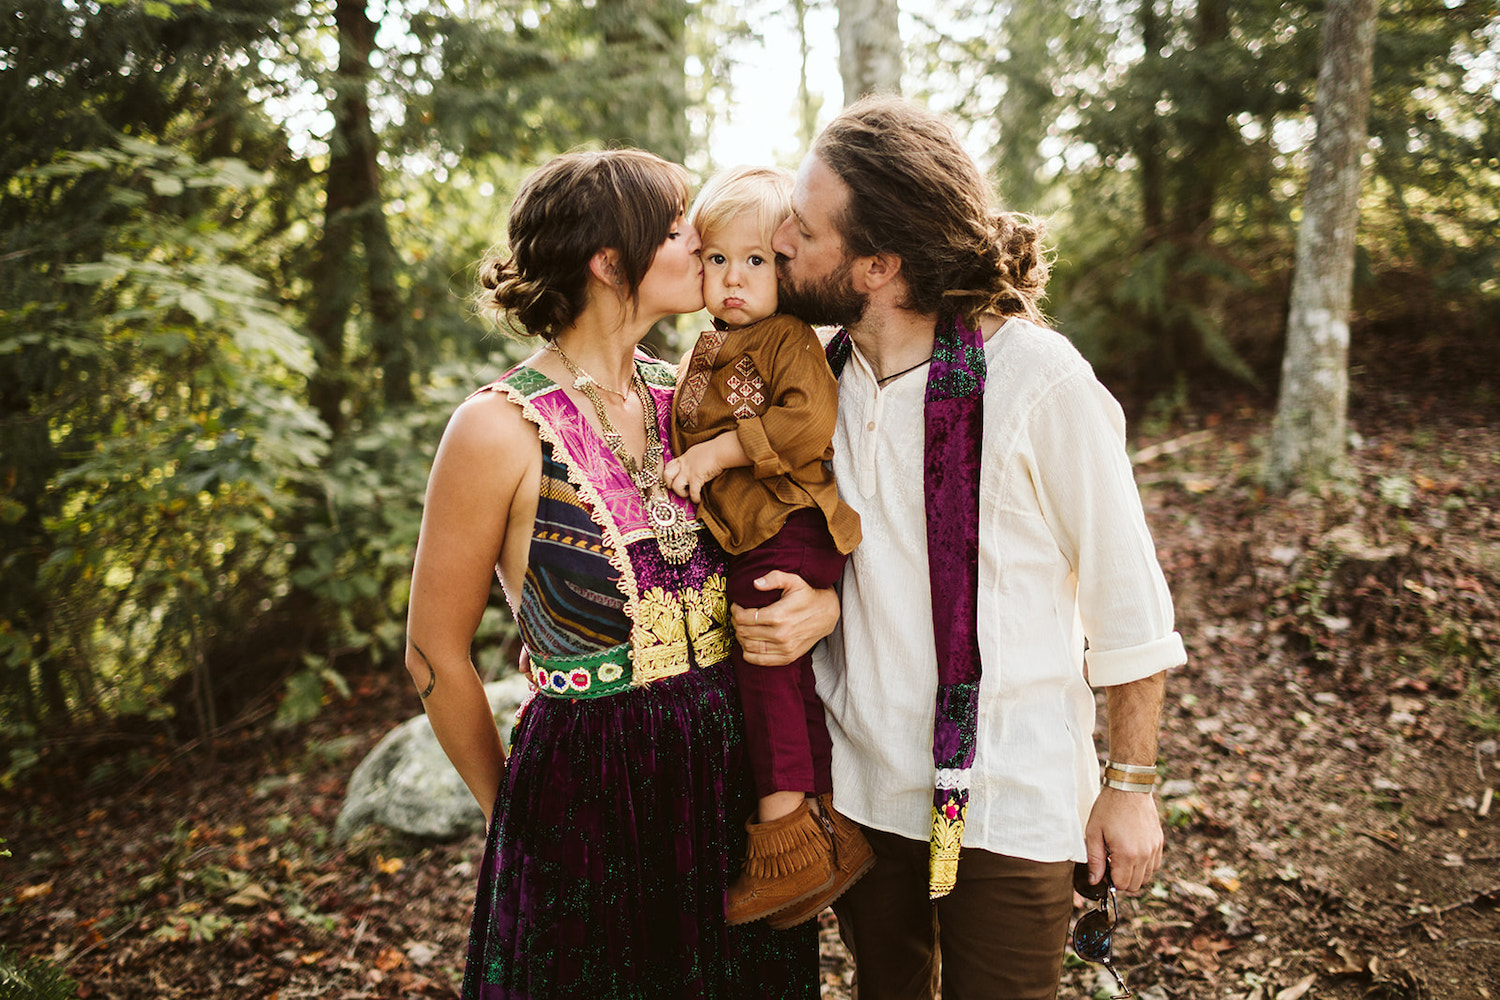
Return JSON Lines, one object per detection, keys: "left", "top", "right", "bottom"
{"left": 928, "top": 804, "right": 966, "bottom": 899}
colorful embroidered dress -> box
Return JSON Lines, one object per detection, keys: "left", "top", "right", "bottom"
{"left": 461, "top": 355, "right": 816, "bottom": 1000}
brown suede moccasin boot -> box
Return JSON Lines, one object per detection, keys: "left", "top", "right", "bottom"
{"left": 725, "top": 798, "right": 836, "bottom": 926}
{"left": 767, "top": 794, "right": 876, "bottom": 929}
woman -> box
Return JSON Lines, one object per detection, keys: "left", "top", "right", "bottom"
{"left": 404, "top": 149, "right": 828, "bottom": 999}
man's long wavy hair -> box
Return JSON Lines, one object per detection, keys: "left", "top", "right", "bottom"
{"left": 814, "top": 96, "right": 1050, "bottom": 329}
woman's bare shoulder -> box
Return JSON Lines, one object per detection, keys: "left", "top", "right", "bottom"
{"left": 439, "top": 386, "right": 539, "bottom": 467}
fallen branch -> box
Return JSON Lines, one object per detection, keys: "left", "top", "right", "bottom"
{"left": 1358, "top": 829, "right": 1403, "bottom": 853}
{"left": 1132, "top": 429, "right": 1216, "bottom": 465}
{"left": 1400, "top": 885, "right": 1500, "bottom": 929}
{"left": 64, "top": 905, "right": 143, "bottom": 970}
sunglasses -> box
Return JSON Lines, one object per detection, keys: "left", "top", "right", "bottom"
{"left": 1072, "top": 861, "right": 1133, "bottom": 999}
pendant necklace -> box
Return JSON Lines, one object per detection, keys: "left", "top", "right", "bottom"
{"left": 551, "top": 342, "right": 697, "bottom": 564}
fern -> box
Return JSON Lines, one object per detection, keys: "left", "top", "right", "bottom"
{"left": 0, "top": 948, "right": 80, "bottom": 1000}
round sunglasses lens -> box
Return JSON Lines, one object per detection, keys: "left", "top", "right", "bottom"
{"left": 1073, "top": 862, "right": 1110, "bottom": 900}
{"left": 1072, "top": 908, "right": 1113, "bottom": 961}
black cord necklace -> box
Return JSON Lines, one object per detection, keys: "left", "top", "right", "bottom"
{"left": 876, "top": 355, "right": 933, "bottom": 386}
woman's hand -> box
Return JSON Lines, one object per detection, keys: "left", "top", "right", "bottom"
{"left": 730, "top": 571, "right": 840, "bottom": 664}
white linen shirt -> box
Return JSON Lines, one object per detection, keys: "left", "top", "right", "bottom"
{"left": 813, "top": 317, "right": 1186, "bottom": 864}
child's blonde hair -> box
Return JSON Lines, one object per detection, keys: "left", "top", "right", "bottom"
{"left": 687, "top": 165, "right": 794, "bottom": 247}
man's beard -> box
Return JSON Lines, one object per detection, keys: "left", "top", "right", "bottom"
{"left": 776, "top": 256, "right": 867, "bottom": 328}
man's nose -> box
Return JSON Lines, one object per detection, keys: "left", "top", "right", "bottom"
{"left": 771, "top": 216, "right": 794, "bottom": 259}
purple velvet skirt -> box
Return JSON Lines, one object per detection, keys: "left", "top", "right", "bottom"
{"left": 461, "top": 660, "right": 818, "bottom": 999}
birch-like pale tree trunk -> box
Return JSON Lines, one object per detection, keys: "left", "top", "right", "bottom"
{"left": 792, "top": 0, "right": 822, "bottom": 151}
{"left": 1267, "top": 0, "right": 1378, "bottom": 492}
{"left": 836, "top": 0, "right": 902, "bottom": 102}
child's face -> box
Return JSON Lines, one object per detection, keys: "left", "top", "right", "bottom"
{"left": 700, "top": 214, "right": 778, "bottom": 329}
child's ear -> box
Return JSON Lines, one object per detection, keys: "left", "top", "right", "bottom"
{"left": 589, "top": 248, "right": 623, "bottom": 286}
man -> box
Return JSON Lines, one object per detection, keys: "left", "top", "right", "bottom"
{"left": 751, "top": 95, "right": 1186, "bottom": 998}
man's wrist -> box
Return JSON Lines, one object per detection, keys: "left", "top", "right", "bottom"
{"left": 1102, "top": 759, "right": 1157, "bottom": 793}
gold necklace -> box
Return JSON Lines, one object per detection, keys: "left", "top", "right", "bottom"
{"left": 551, "top": 342, "right": 697, "bottom": 564}
{"left": 548, "top": 343, "right": 632, "bottom": 400}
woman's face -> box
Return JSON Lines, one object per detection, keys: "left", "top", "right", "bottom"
{"left": 634, "top": 213, "right": 704, "bottom": 321}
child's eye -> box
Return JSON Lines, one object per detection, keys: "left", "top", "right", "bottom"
{"left": 748, "top": 255, "right": 766, "bottom": 267}
{"left": 708, "top": 253, "right": 726, "bottom": 265}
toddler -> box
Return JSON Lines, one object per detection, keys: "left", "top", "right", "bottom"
{"left": 666, "top": 165, "right": 872, "bottom": 928}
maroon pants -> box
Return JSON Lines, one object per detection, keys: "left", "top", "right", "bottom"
{"left": 728, "top": 508, "right": 847, "bottom": 800}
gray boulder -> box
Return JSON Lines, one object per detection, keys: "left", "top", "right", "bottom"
{"left": 334, "top": 673, "right": 534, "bottom": 843}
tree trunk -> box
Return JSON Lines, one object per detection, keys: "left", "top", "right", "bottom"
{"left": 1137, "top": 0, "right": 1164, "bottom": 242}
{"left": 1267, "top": 0, "right": 1377, "bottom": 493}
{"left": 793, "top": 0, "right": 821, "bottom": 153}
{"left": 1167, "top": 0, "right": 1229, "bottom": 246}
{"left": 364, "top": 203, "right": 410, "bottom": 406}
{"left": 598, "top": 0, "right": 689, "bottom": 358}
{"left": 836, "top": 0, "right": 902, "bottom": 103}
{"left": 307, "top": 0, "right": 409, "bottom": 425}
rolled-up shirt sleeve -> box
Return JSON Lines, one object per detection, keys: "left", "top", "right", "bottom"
{"left": 1025, "top": 371, "right": 1186, "bottom": 688}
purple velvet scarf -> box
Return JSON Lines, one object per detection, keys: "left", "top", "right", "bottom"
{"left": 826, "top": 314, "right": 986, "bottom": 899}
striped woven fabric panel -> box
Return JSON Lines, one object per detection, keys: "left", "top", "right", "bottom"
{"left": 515, "top": 441, "right": 631, "bottom": 657}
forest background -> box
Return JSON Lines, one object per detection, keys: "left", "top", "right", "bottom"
{"left": 2, "top": 0, "right": 1499, "bottom": 997}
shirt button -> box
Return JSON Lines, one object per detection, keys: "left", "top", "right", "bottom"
{"left": 866, "top": 421, "right": 876, "bottom": 431}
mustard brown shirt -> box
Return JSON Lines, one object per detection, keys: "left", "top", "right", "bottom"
{"left": 671, "top": 313, "right": 861, "bottom": 556}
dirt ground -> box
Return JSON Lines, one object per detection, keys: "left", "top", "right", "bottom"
{"left": 3, "top": 395, "right": 1498, "bottom": 999}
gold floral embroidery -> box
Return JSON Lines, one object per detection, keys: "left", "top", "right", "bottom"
{"left": 628, "top": 574, "right": 733, "bottom": 685}
{"left": 683, "top": 573, "right": 723, "bottom": 636}
{"left": 928, "top": 804, "right": 966, "bottom": 899}
{"left": 632, "top": 587, "right": 691, "bottom": 684}
{"left": 686, "top": 572, "right": 731, "bottom": 666}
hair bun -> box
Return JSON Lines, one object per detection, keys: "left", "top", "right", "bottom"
{"left": 982, "top": 211, "right": 1050, "bottom": 319}
{"left": 477, "top": 254, "right": 572, "bottom": 338}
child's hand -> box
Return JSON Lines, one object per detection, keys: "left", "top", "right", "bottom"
{"left": 665, "top": 431, "right": 750, "bottom": 503}
{"left": 663, "top": 442, "right": 724, "bottom": 504}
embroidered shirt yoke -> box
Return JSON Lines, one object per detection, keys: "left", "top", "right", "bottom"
{"left": 671, "top": 313, "right": 861, "bottom": 556}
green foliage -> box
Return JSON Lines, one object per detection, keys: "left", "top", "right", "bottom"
{"left": 916, "top": 0, "right": 1500, "bottom": 398}
{"left": 0, "top": 0, "right": 703, "bottom": 753}
{"left": 0, "top": 947, "right": 80, "bottom": 1000}
{"left": 397, "top": 0, "right": 699, "bottom": 163}
{"left": 1, "top": 140, "right": 327, "bottom": 734}
{"left": 151, "top": 910, "right": 236, "bottom": 944}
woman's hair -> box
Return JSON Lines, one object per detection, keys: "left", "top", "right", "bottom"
{"left": 813, "top": 95, "right": 1050, "bottom": 327}
{"left": 477, "top": 149, "right": 692, "bottom": 340}
{"left": 687, "top": 165, "right": 793, "bottom": 249}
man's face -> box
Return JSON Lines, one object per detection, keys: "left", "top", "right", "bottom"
{"left": 772, "top": 153, "right": 868, "bottom": 328}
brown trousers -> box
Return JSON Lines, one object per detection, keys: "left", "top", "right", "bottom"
{"left": 831, "top": 826, "right": 1075, "bottom": 1000}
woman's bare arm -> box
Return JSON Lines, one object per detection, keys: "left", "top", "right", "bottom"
{"left": 405, "top": 391, "right": 539, "bottom": 825}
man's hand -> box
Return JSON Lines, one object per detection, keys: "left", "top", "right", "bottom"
{"left": 1083, "top": 786, "right": 1163, "bottom": 895}
{"left": 730, "top": 571, "right": 840, "bottom": 664}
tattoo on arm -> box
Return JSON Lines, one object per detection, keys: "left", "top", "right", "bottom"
{"left": 411, "top": 640, "right": 437, "bottom": 699}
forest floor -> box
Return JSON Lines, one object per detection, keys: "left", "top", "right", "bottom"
{"left": 3, "top": 390, "right": 1499, "bottom": 1000}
